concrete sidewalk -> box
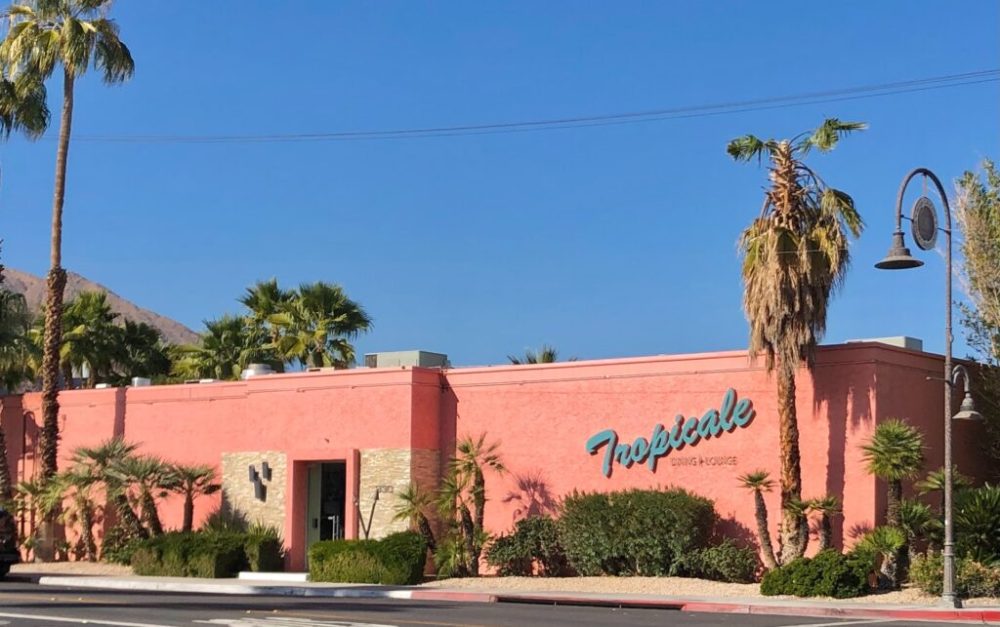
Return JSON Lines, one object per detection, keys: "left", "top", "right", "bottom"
{"left": 9, "top": 572, "right": 1000, "bottom": 624}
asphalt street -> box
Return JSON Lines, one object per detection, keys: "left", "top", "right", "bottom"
{"left": 0, "top": 581, "right": 978, "bottom": 627}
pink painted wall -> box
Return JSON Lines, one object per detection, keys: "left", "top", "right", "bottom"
{"left": 1, "top": 342, "right": 986, "bottom": 568}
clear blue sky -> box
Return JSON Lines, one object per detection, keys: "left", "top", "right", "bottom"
{"left": 1, "top": 1, "right": 998, "bottom": 366}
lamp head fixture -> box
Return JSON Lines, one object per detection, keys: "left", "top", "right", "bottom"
{"left": 875, "top": 231, "right": 924, "bottom": 270}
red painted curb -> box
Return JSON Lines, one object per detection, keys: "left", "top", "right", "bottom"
{"left": 680, "top": 601, "right": 1000, "bottom": 624}
{"left": 409, "top": 590, "right": 497, "bottom": 603}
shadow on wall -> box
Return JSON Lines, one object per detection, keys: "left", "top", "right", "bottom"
{"left": 812, "top": 363, "right": 873, "bottom": 551}
{"left": 503, "top": 469, "right": 558, "bottom": 522}
{"left": 438, "top": 381, "right": 458, "bottom": 479}
{"left": 716, "top": 515, "right": 757, "bottom": 549}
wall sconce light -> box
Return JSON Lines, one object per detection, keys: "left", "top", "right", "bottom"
{"left": 261, "top": 461, "right": 271, "bottom": 481}
{"left": 248, "top": 465, "right": 258, "bottom": 482}
{"left": 254, "top": 480, "right": 267, "bottom": 501}
{"left": 248, "top": 462, "right": 269, "bottom": 502}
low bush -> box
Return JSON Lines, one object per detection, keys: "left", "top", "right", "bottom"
{"left": 309, "top": 531, "right": 427, "bottom": 585}
{"left": 956, "top": 484, "right": 1000, "bottom": 565}
{"left": 691, "top": 539, "right": 759, "bottom": 583}
{"left": 559, "top": 488, "right": 716, "bottom": 576}
{"left": 760, "top": 550, "right": 870, "bottom": 599}
{"left": 486, "top": 516, "right": 571, "bottom": 577}
{"left": 910, "top": 553, "right": 1000, "bottom": 598}
{"left": 244, "top": 524, "right": 284, "bottom": 572}
{"left": 100, "top": 525, "right": 141, "bottom": 565}
{"left": 131, "top": 531, "right": 252, "bottom": 578}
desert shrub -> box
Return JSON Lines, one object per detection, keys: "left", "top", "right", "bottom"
{"left": 244, "top": 523, "right": 284, "bottom": 572}
{"left": 100, "top": 525, "right": 141, "bottom": 565}
{"left": 910, "top": 553, "right": 1000, "bottom": 598}
{"left": 131, "top": 531, "right": 250, "bottom": 578}
{"left": 309, "top": 531, "right": 426, "bottom": 585}
{"left": 692, "top": 539, "right": 759, "bottom": 583}
{"left": 559, "top": 488, "right": 716, "bottom": 576}
{"left": 956, "top": 484, "right": 1000, "bottom": 565}
{"left": 199, "top": 507, "right": 249, "bottom": 534}
{"left": 486, "top": 516, "right": 571, "bottom": 577}
{"left": 760, "top": 550, "right": 870, "bottom": 598}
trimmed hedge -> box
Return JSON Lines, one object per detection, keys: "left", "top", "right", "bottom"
{"left": 760, "top": 550, "right": 870, "bottom": 599}
{"left": 131, "top": 529, "right": 286, "bottom": 578}
{"left": 691, "top": 539, "right": 759, "bottom": 583}
{"left": 309, "top": 531, "right": 427, "bottom": 585}
{"left": 486, "top": 516, "right": 572, "bottom": 577}
{"left": 558, "top": 488, "right": 717, "bottom": 576}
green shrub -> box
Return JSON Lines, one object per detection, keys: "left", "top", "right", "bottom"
{"left": 956, "top": 484, "right": 1000, "bottom": 565}
{"left": 692, "top": 539, "right": 759, "bottom": 583}
{"left": 486, "top": 516, "right": 570, "bottom": 577}
{"left": 910, "top": 553, "right": 1000, "bottom": 597}
{"left": 100, "top": 525, "right": 141, "bottom": 565}
{"left": 760, "top": 551, "right": 870, "bottom": 598}
{"left": 131, "top": 531, "right": 249, "bottom": 578}
{"left": 244, "top": 524, "right": 284, "bottom": 572}
{"left": 559, "top": 488, "right": 716, "bottom": 576}
{"left": 309, "top": 531, "right": 427, "bottom": 585}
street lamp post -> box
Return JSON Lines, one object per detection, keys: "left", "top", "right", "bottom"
{"left": 875, "top": 167, "right": 984, "bottom": 608}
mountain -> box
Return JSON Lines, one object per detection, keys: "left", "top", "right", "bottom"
{"left": 3, "top": 268, "right": 200, "bottom": 346}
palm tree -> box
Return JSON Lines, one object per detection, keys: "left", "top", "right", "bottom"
{"left": 60, "top": 291, "right": 120, "bottom": 387}
{"left": 860, "top": 418, "right": 924, "bottom": 587}
{"left": 110, "top": 454, "right": 175, "bottom": 536}
{"left": 508, "top": 345, "right": 564, "bottom": 365}
{"left": 1, "top": 0, "right": 134, "bottom": 481}
{"left": 269, "top": 282, "right": 372, "bottom": 369}
{"left": 173, "top": 315, "right": 263, "bottom": 381}
{"left": 52, "top": 466, "right": 98, "bottom": 561}
{"left": 738, "top": 470, "right": 778, "bottom": 570}
{"left": 393, "top": 482, "right": 436, "bottom": 552}
{"left": 728, "top": 118, "right": 865, "bottom": 563}
{"left": 899, "top": 497, "right": 933, "bottom": 561}
{"left": 807, "top": 495, "right": 841, "bottom": 552}
{"left": 856, "top": 525, "right": 906, "bottom": 590}
{"left": 446, "top": 433, "right": 505, "bottom": 576}
{"left": 113, "top": 320, "right": 171, "bottom": 383}
{"left": 916, "top": 465, "right": 973, "bottom": 515}
{"left": 861, "top": 419, "right": 924, "bottom": 528}
{"left": 169, "top": 463, "right": 220, "bottom": 533}
{"left": 0, "top": 285, "right": 34, "bottom": 392}
{"left": 70, "top": 438, "right": 146, "bottom": 542}
{"left": 239, "top": 279, "right": 293, "bottom": 371}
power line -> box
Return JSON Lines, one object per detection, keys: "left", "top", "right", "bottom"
{"left": 73, "top": 69, "right": 999, "bottom": 145}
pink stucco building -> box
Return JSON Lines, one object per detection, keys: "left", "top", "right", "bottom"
{"left": 0, "top": 340, "right": 989, "bottom": 570}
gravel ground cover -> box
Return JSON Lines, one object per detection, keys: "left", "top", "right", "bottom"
{"left": 422, "top": 576, "right": 1000, "bottom": 607}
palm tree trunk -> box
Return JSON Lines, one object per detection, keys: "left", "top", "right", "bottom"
{"left": 0, "top": 425, "right": 12, "bottom": 501}
{"left": 417, "top": 514, "right": 436, "bottom": 552}
{"left": 140, "top": 491, "right": 163, "bottom": 536}
{"left": 753, "top": 491, "right": 778, "bottom": 570}
{"left": 39, "top": 69, "right": 76, "bottom": 482}
{"left": 886, "top": 480, "right": 902, "bottom": 527}
{"left": 61, "top": 362, "right": 74, "bottom": 390}
{"left": 818, "top": 513, "right": 831, "bottom": 552}
{"left": 777, "top": 365, "right": 805, "bottom": 565}
{"left": 78, "top": 497, "right": 96, "bottom": 561}
{"left": 182, "top": 491, "right": 194, "bottom": 533}
{"left": 459, "top": 504, "right": 476, "bottom": 576}
{"left": 113, "top": 493, "right": 147, "bottom": 540}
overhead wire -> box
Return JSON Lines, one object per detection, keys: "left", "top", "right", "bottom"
{"left": 68, "top": 69, "right": 1000, "bottom": 145}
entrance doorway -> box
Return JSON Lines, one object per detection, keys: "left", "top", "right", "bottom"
{"left": 306, "top": 462, "right": 346, "bottom": 552}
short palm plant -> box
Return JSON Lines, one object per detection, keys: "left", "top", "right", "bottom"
{"left": 71, "top": 438, "right": 146, "bottom": 541}
{"left": 738, "top": 470, "right": 778, "bottom": 570}
{"left": 170, "top": 464, "right": 220, "bottom": 533}
{"left": 393, "top": 482, "right": 436, "bottom": 552}
{"left": 808, "top": 495, "right": 841, "bottom": 552}
{"left": 856, "top": 526, "right": 906, "bottom": 590}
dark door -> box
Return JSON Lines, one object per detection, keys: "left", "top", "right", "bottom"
{"left": 319, "top": 462, "right": 346, "bottom": 541}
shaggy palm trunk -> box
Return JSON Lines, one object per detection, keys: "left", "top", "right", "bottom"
{"left": 459, "top": 504, "right": 476, "bottom": 576}
{"left": 61, "top": 362, "right": 73, "bottom": 390}
{"left": 752, "top": 490, "right": 778, "bottom": 570}
{"left": 114, "top": 493, "right": 147, "bottom": 540}
{"left": 777, "top": 366, "right": 806, "bottom": 565}
{"left": 182, "top": 491, "right": 194, "bottom": 533}
{"left": 817, "top": 513, "right": 832, "bottom": 552}
{"left": 140, "top": 491, "right": 163, "bottom": 536}
{"left": 0, "top": 426, "right": 12, "bottom": 501}
{"left": 471, "top": 471, "right": 486, "bottom": 575}
{"left": 417, "top": 513, "right": 436, "bottom": 552}
{"left": 39, "top": 70, "right": 76, "bottom": 482}
{"left": 77, "top": 497, "right": 97, "bottom": 561}
{"left": 885, "top": 479, "right": 907, "bottom": 585}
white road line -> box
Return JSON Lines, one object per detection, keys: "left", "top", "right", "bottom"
{"left": 0, "top": 611, "right": 174, "bottom": 627}
{"left": 778, "top": 620, "right": 895, "bottom": 627}
{"left": 194, "top": 619, "right": 396, "bottom": 627}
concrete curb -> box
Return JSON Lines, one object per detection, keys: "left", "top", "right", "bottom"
{"left": 29, "top": 576, "right": 1000, "bottom": 623}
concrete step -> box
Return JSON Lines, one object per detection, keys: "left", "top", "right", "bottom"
{"left": 237, "top": 571, "right": 308, "bottom": 582}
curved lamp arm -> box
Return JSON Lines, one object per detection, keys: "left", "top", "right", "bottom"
{"left": 892, "top": 167, "right": 953, "bottom": 235}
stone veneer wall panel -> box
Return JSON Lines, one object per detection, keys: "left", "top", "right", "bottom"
{"left": 221, "top": 451, "right": 286, "bottom": 533}
{"left": 359, "top": 448, "right": 437, "bottom": 539}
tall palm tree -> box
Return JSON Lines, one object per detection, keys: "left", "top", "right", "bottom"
{"left": 738, "top": 470, "right": 778, "bottom": 570}
{"left": 173, "top": 315, "right": 263, "bottom": 381}
{"left": 1, "top": 0, "right": 133, "bottom": 481}
{"left": 507, "top": 344, "right": 576, "bottom": 365}
{"left": 113, "top": 320, "right": 171, "bottom": 383}
{"left": 269, "top": 282, "right": 372, "bottom": 369}
{"left": 728, "top": 118, "right": 865, "bottom": 563}
{"left": 169, "top": 463, "right": 220, "bottom": 533}
{"left": 239, "top": 279, "right": 293, "bottom": 371}
{"left": 0, "top": 285, "right": 34, "bottom": 393}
